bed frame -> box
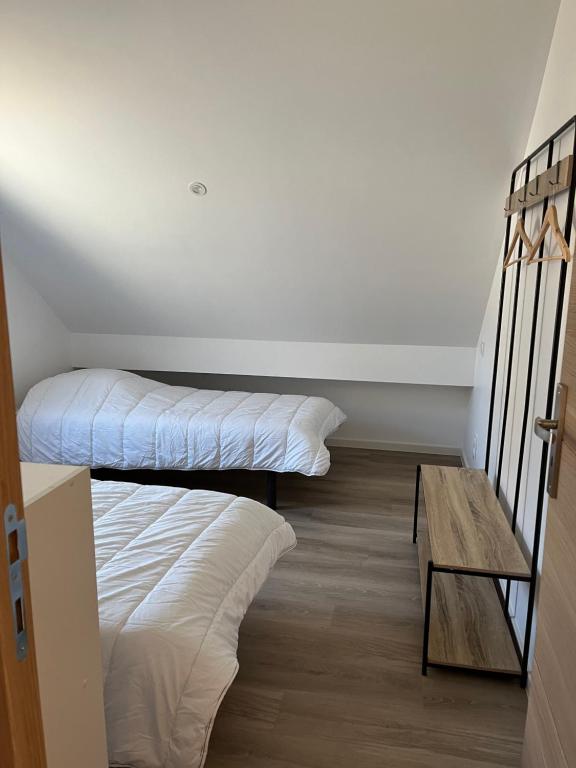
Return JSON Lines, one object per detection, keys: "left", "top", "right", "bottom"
{"left": 265, "top": 471, "right": 277, "bottom": 509}
{"left": 91, "top": 468, "right": 279, "bottom": 510}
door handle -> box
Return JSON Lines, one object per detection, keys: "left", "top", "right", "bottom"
{"left": 534, "top": 383, "right": 567, "bottom": 498}
{"left": 534, "top": 417, "right": 559, "bottom": 442}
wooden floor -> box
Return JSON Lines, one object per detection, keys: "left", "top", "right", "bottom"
{"left": 200, "top": 448, "right": 527, "bottom": 768}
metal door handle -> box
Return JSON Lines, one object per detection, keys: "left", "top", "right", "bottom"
{"left": 534, "top": 417, "right": 559, "bottom": 443}
{"left": 534, "top": 383, "right": 567, "bottom": 498}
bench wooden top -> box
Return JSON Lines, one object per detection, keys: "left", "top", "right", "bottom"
{"left": 420, "top": 465, "right": 530, "bottom": 578}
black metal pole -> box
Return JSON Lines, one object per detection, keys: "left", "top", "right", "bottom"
{"left": 421, "top": 561, "right": 433, "bottom": 676}
{"left": 521, "top": 126, "right": 576, "bottom": 687}
{"left": 413, "top": 465, "right": 421, "bottom": 543}
{"left": 495, "top": 162, "right": 532, "bottom": 496}
{"left": 512, "top": 115, "right": 576, "bottom": 174}
{"left": 506, "top": 141, "right": 555, "bottom": 610}
{"left": 485, "top": 171, "right": 517, "bottom": 473}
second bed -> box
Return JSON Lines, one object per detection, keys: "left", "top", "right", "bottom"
{"left": 93, "top": 478, "right": 296, "bottom": 768}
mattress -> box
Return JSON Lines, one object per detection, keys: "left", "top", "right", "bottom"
{"left": 18, "top": 369, "right": 346, "bottom": 475}
{"left": 92, "top": 478, "right": 296, "bottom": 768}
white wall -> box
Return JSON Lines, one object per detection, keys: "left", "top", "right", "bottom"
{"left": 465, "top": 0, "right": 576, "bottom": 467}
{"left": 2, "top": 258, "right": 470, "bottom": 448}
{"left": 70, "top": 334, "right": 475, "bottom": 387}
{"left": 464, "top": 0, "right": 576, "bottom": 652}
{"left": 0, "top": 0, "right": 557, "bottom": 372}
{"left": 138, "top": 370, "right": 470, "bottom": 454}
{"left": 0, "top": 1, "right": 559, "bottom": 452}
{"left": 3, "top": 255, "right": 70, "bottom": 403}
{"left": 463, "top": 267, "right": 502, "bottom": 468}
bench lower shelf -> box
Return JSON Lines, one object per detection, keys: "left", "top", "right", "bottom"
{"left": 418, "top": 540, "right": 521, "bottom": 675}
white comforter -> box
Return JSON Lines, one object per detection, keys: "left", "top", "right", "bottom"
{"left": 18, "top": 369, "right": 345, "bottom": 475}
{"left": 92, "top": 479, "right": 296, "bottom": 768}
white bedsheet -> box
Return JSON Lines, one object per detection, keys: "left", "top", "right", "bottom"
{"left": 92, "top": 478, "right": 296, "bottom": 768}
{"left": 18, "top": 369, "right": 346, "bottom": 475}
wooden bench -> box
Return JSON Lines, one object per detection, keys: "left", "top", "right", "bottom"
{"left": 413, "top": 465, "right": 530, "bottom": 679}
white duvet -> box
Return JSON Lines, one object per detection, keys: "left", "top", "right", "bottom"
{"left": 92, "top": 478, "right": 296, "bottom": 768}
{"left": 18, "top": 369, "right": 345, "bottom": 475}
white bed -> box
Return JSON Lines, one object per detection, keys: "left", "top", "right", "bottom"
{"left": 92, "top": 478, "right": 296, "bottom": 768}
{"left": 18, "top": 368, "right": 346, "bottom": 476}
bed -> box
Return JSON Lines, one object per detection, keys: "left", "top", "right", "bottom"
{"left": 18, "top": 368, "right": 346, "bottom": 507}
{"left": 92, "top": 477, "right": 296, "bottom": 768}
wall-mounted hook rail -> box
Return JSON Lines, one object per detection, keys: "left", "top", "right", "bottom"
{"left": 504, "top": 155, "right": 573, "bottom": 217}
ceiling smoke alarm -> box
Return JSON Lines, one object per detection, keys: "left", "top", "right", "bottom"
{"left": 188, "top": 182, "right": 207, "bottom": 195}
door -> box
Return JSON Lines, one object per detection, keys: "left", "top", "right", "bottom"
{"left": 0, "top": 249, "right": 47, "bottom": 768}
{"left": 522, "top": 258, "right": 576, "bottom": 766}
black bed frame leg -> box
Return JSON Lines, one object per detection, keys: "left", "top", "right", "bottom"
{"left": 266, "top": 472, "right": 277, "bottom": 510}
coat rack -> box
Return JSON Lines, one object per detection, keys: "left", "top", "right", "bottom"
{"left": 485, "top": 115, "right": 576, "bottom": 687}
{"left": 484, "top": 116, "right": 576, "bottom": 684}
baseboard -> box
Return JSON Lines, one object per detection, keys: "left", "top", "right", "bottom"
{"left": 326, "top": 437, "right": 460, "bottom": 456}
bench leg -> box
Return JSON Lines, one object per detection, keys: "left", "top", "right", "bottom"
{"left": 266, "top": 472, "right": 277, "bottom": 510}
{"left": 422, "top": 560, "right": 433, "bottom": 676}
{"left": 413, "top": 464, "right": 421, "bottom": 543}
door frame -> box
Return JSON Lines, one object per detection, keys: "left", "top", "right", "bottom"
{"left": 0, "top": 246, "right": 47, "bottom": 768}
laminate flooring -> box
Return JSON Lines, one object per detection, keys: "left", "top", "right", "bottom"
{"left": 201, "top": 448, "right": 527, "bottom": 768}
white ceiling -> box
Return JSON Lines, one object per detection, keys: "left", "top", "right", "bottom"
{"left": 0, "top": 0, "right": 559, "bottom": 346}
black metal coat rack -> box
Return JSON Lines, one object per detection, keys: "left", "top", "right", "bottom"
{"left": 485, "top": 115, "right": 576, "bottom": 686}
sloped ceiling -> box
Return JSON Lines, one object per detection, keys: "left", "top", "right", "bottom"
{"left": 0, "top": 0, "right": 559, "bottom": 347}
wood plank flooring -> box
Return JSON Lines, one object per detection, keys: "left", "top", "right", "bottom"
{"left": 199, "top": 447, "right": 527, "bottom": 768}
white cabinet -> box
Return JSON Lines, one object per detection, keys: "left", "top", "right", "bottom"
{"left": 21, "top": 463, "right": 107, "bottom": 768}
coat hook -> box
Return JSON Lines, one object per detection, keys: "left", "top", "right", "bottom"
{"left": 549, "top": 164, "right": 560, "bottom": 185}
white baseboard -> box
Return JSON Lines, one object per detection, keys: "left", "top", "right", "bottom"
{"left": 326, "top": 437, "right": 460, "bottom": 456}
